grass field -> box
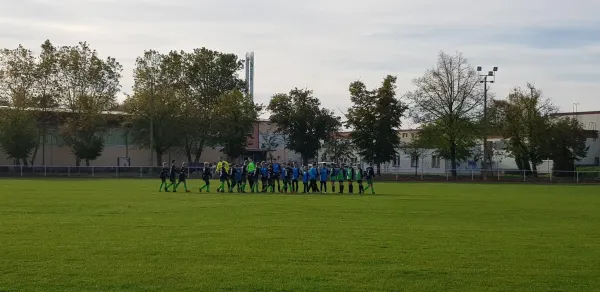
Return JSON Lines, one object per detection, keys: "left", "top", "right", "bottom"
{"left": 1, "top": 180, "right": 599, "bottom": 291}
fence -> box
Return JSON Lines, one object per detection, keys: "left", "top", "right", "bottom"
{"left": 0, "top": 165, "right": 599, "bottom": 183}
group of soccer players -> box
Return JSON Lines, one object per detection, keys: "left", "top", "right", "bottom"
{"left": 159, "top": 157, "right": 376, "bottom": 195}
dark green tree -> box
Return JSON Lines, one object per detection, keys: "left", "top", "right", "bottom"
{"left": 406, "top": 51, "right": 484, "bottom": 177}
{"left": 346, "top": 75, "right": 408, "bottom": 174}
{"left": 56, "top": 42, "right": 122, "bottom": 166}
{"left": 500, "top": 84, "right": 556, "bottom": 176}
{"left": 322, "top": 134, "right": 355, "bottom": 164}
{"left": 212, "top": 90, "right": 261, "bottom": 160}
{"left": 181, "top": 48, "right": 246, "bottom": 162}
{"left": 268, "top": 88, "right": 340, "bottom": 164}
{"left": 0, "top": 44, "right": 39, "bottom": 165}
{"left": 125, "top": 50, "right": 182, "bottom": 165}
{"left": 548, "top": 117, "right": 589, "bottom": 175}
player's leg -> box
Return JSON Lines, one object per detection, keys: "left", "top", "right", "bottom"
{"left": 339, "top": 180, "right": 344, "bottom": 193}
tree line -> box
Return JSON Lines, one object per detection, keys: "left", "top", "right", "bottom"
{"left": 0, "top": 41, "right": 590, "bottom": 176}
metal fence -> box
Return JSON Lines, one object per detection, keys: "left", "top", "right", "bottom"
{"left": 0, "top": 165, "right": 598, "bottom": 183}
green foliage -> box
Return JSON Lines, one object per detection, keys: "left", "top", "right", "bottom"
{"left": 406, "top": 51, "right": 484, "bottom": 176}
{"left": 125, "top": 50, "right": 182, "bottom": 165}
{"left": 212, "top": 90, "right": 261, "bottom": 159}
{"left": 417, "top": 118, "right": 478, "bottom": 163}
{"left": 0, "top": 45, "right": 38, "bottom": 107}
{"left": 181, "top": 48, "right": 246, "bottom": 162}
{"left": 268, "top": 88, "right": 340, "bottom": 163}
{"left": 260, "top": 129, "right": 280, "bottom": 162}
{"left": 499, "top": 84, "right": 556, "bottom": 173}
{"left": 346, "top": 75, "right": 407, "bottom": 172}
{"left": 548, "top": 117, "right": 589, "bottom": 174}
{"left": 56, "top": 42, "right": 122, "bottom": 165}
{"left": 0, "top": 109, "right": 38, "bottom": 164}
{"left": 322, "top": 135, "right": 355, "bottom": 163}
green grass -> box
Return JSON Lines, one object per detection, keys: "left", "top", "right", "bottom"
{"left": 1, "top": 180, "right": 600, "bottom": 291}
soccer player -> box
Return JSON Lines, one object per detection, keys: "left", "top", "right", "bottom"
{"left": 319, "top": 163, "right": 329, "bottom": 193}
{"left": 338, "top": 164, "right": 346, "bottom": 193}
{"left": 356, "top": 165, "right": 364, "bottom": 194}
{"left": 330, "top": 163, "right": 337, "bottom": 193}
{"left": 309, "top": 164, "right": 319, "bottom": 193}
{"left": 272, "top": 160, "right": 282, "bottom": 192}
{"left": 302, "top": 165, "right": 309, "bottom": 193}
{"left": 268, "top": 163, "right": 275, "bottom": 192}
{"left": 229, "top": 165, "right": 238, "bottom": 192}
{"left": 218, "top": 163, "right": 228, "bottom": 193}
{"left": 159, "top": 162, "right": 169, "bottom": 192}
{"left": 283, "top": 162, "right": 293, "bottom": 193}
{"left": 260, "top": 162, "right": 269, "bottom": 193}
{"left": 346, "top": 164, "right": 355, "bottom": 194}
{"left": 252, "top": 161, "right": 261, "bottom": 193}
{"left": 241, "top": 160, "right": 248, "bottom": 193}
{"left": 199, "top": 162, "right": 212, "bottom": 192}
{"left": 216, "top": 157, "right": 230, "bottom": 193}
{"left": 364, "top": 163, "right": 376, "bottom": 194}
{"left": 165, "top": 160, "right": 177, "bottom": 192}
{"left": 174, "top": 162, "right": 190, "bottom": 193}
{"left": 291, "top": 162, "right": 300, "bottom": 193}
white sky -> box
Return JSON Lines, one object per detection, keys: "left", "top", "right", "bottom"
{"left": 2, "top": 0, "right": 600, "bottom": 128}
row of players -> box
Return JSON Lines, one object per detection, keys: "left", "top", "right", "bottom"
{"left": 158, "top": 158, "right": 376, "bottom": 195}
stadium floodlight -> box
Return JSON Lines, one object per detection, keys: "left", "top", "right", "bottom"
{"left": 477, "top": 65, "right": 499, "bottom": 179}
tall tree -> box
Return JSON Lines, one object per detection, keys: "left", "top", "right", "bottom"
{"left": 56, "top": 42, "right": 122, "bottom": 166}
{"left": 212, "top": 90, "right": 261, "bottom": 160}
{"left": 125, "top": 50, "right": 181, "bottom": 165}
{"left": 548, "top": 117, "right": 589, "bottom": 175}
{"left": 260, "top": 129, "right": 280, "bottom": 162}
{"left": 406, "top": 51, "right": 484, "bottom": 177}
{"left": 0, "top": 45, "right": 39, "bottom": 165}
{"left": 322, "top": 134, "right": 355, "bottom": 164}
{"left": 400, "top": 138, "right": 430, "bottom": 176}
{"left": 268, "top": 88, "right": 340, "bottom": 164}
{"left": 181, "top": 48, "right": 245, "bottom": 162}
{"left": 500, "top": 84, "right": 556, "bottom": 175}
{"left": 31, "top": 40, "right": 61, "bottom": 165}
{"left": 346, "top": 75, "right": 408, "bottom": 174}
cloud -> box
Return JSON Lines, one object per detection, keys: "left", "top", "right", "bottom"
{"left": 1, "top": 0, "right": 600, "bottom": 119}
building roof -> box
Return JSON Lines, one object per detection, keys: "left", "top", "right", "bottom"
{"left": 0, "top": 106, "right": 129, "bottom": 116}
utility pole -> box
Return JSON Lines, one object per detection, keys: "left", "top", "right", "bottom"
{"left": 477, "top": 66, "right": 498, "bottom": 179}
{"left": 149, "top": 78, "right": 154, "bottom": 167}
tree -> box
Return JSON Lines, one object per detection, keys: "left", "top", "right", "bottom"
{"left": 346, "top": 75, "right": 408, "bottom": 174}
{"left": 56, "top": 42, "right": 122, "bottom": 166}
{"left": 322, "top": 134, "right": 355, "bottom": 164}
{"left": 260, "top": 129, "right": 280, "bottom": 162}
{"left": 212, "top": 90, "right": 261, "bottom": 160}
{"left": 268, "top": 88, "right": 340, "bottom": 164}
{"left": 400, "top": 138, "right": 430, "bottom": 176}
{"left": 0, "top": 109, "right": 38, "bottom": 165}
{"left": 181, "top": 48, "right": 246, "bottom": 162}
{"left": 0, "top": 44, "right": 39, "bottom": 165}
{"left": 548, "top": 117, "right": 589, "bottom": 175}
{"left": 406, "top": 51, "right": 484, "bottom": 177}
{"left": 31, "top": 40, "right": 61, "bottom": 165}
{"left": 499, "top": 84, "right": 556, "bottom": 176}
{"left": 125, "top": 50, "right": 181, "bottom": 165}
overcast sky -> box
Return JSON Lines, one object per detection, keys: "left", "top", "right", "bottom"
{"left": 2, "top": 0, "right": 599, "bottom": 126}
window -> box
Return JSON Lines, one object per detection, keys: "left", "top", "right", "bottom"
{"left": 394, "top": 155, "right": 401, "bottom": 166}
{"left": 431, "top": 155, "right": 441, "bottom": 168}
{"left": 402, "top": 133, "right": 408, "bottom": 138}
{"left": 411, "top": 133, "right": 416, "bottom": 138}
{"left": 410, "top": 154, "right": 418, "bottom": 168}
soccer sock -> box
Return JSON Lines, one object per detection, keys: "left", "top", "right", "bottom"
{"left": 184, "top": 182, "right": 188, "bottom": 191}
{"left": 371, "top": 185, "right": 375, "bottom": 193}
{"left": 340, "top": 184, "right": 344, "bottom": 193}
{"left": 219, "top": 182, "right": 224, "bottom": 192}
{"left": 159, "top": 182, "right": 164, "bottom": 191}
{"left": 332, "top": 182, "right": 335, "bottom": 193}
{"left": 349, "top": 183, "right": 353, "bottom": 193}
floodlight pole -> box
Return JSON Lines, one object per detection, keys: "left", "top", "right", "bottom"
{"left": 477, "top": 66, "right": 498, "bottom": 178}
